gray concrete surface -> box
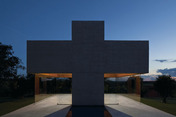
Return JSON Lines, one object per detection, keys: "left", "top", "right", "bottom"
{"left": 72, "top": 73, "right": 104, "bottom": 105}
{"left": 3, "top": 94, "right": 175, "bottom": 117}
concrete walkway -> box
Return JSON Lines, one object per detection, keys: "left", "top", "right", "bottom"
{"left": 2, "top": 94, "right": 175, "bottom": 117}
{"left": 3, "top": 94, "right": 71, "bottom": 117}
{"left": 105, "top": 94, "right": 175, "bottom": 117}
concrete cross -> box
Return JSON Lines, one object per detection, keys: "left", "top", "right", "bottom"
{"left": 27, "top": 21, "right": 148, "bottom": 106}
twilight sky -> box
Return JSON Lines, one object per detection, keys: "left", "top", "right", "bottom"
{"left": 0, "top": 0, "right": 176, "bottom": 78}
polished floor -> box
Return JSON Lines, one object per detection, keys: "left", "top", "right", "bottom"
{"left": 3, "top": 94, "right": 175, "bottom": 117}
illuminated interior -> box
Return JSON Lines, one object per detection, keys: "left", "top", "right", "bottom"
{"left": 35, "top": 73, "right": 72, "bottom": 78}
{"left": 104, "top": 73, "right": 139, "bottom": 78}
{"left": 34, "top": 73, "right": 142, "bottom": 102}
{"left": 35, "top": 73, "right": 140, "bottom": 78}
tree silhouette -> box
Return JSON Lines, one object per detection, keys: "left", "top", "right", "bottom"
{"left": 0, "top": 42, "right": 25, "bottom": 97}
{"left": 154, "top": 75, "right": 176, "bottom": 103}
{"left": 0, "top": 42, "right": 24, "bottom": 79}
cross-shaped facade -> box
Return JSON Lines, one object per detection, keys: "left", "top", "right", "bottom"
{"left": 27, "top": 21, "right": 148, "bottom": 106}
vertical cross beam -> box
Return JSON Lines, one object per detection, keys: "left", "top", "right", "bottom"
{"left": 72, "top": 21, "right": 104, "bottom": 106}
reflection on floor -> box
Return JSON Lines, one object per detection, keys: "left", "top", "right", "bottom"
{"left": 3, "top": 94, "right": 175, "bottom": 117}
{"left": 35, "top": 94, "right": 54, "bottom": 102}
{"left": 120, "top": 94, "right": 141, "bottom": 102}
{"left": 35, "top": 94, "right": 72, "bottom": 104}
{"left": 35, "top": 93, "right": 138, "bottom": 105}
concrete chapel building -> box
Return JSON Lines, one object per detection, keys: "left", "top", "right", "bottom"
{"left": 27, "top": 21, "right": 149, "bottom": 106}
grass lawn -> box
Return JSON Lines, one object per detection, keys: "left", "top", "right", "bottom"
{"left": 0, "top": 97, "right": 34, "bottom": 116}
{"left": 141, "top": 97, "right": 176, "bottom": 116}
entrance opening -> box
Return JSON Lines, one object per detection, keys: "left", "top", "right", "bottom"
{"left": 104, "top": 73, "right": 141, "bottom": 105}
{"left": 34, "top": 73, "right": 72, "bottom": 104}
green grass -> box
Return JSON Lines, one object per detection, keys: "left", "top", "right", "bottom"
{"left": 141, "top": 97, "right": 176, "bottom": 116}
{"left": 0, "top": 97, "right": 34, "bottom": 116}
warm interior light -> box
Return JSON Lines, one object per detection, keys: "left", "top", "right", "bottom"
{"left": 35, "top": 73, "right": 140, "bottom": 78}
{"left": 35, "top": 73, "right": 72, "bottom": 78}
{"left": 104, "top": 73, "right": 139, "bottom": 78}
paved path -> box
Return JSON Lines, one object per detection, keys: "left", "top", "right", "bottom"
{"left": 105, "top": 94, "right": 175, "bottom": 117}
{"left": 3, "top": 94, "right": 71, "bottom": 117}
{"left": 2, "top": 94, "right": 175, "bottom": 117}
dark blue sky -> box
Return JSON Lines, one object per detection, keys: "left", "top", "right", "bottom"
{"left": 1, "top": 0, "right": 176, "bottom": 76}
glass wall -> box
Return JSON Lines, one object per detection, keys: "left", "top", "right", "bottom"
{"left": 35, "top": 76, "right": 72, "bottom": 104}
{"left": 104, "top": 76, "right": 141, "bottom": 104}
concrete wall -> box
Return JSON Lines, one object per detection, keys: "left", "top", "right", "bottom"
{"left": 27, "top": 41, "right": 73, "bottom": 73}
{"left": 72, "top": 73, "right": 104, "bottom": 105}
{"left": 27, "top": 23, "right": 148, "bottom": 74}
{"left": 71, "top": 21, "right": 105, "bottom": 106}
{"left": 27, "top": 40, "right": 148, "bottom": 74}
{"left": 27, "top": 21, "right": 149, "bottom": 106}
{"left": 104, "top": 41, "right": 149, "bottom": 73}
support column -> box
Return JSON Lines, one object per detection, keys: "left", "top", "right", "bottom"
{"left": 127, "top": 78, "right": 132, "bottom": 93}
{"left": 72, "top": 73, "right": 104, "bottom": 106}
{"left": 135, "top": 76, "right": 141, "bottom": 95}
{"left": 43, "top": 78, "right": 47, "bottom": 93}
{"left": 35, "top": 74, "right": 40, "bottom": 95}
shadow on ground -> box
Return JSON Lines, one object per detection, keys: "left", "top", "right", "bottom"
{"left": 45, "top": 106, "right": 71, "bottom": 117}
{"left": 106, "top": 106, "right": 132, "bottom": 117}
{"left": 46, "top": 105, "right": 132, "bottom": 117}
